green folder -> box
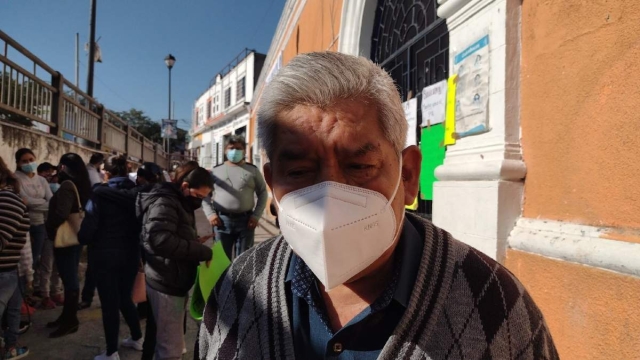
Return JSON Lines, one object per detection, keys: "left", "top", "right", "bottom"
{"left": 189, "top": 240, "right": 231, "bottom": 321}
{"left": 419, "top": 125, "right": 446, "bottom": 200}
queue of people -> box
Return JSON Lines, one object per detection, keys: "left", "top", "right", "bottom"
{"left": 0, "top": 147, "right": 231, "bottom": 360}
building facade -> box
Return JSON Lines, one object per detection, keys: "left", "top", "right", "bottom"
{"left": 189, "top": 49, "right": 266, "bottom": 169}
{"left": 248, "top": 0, "right": 640, "bottom": 358}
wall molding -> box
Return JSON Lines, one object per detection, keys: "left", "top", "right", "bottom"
{"left": 509, "top": 218, "right": 640, "bottom": 277}
{"left": 436, "top": 159, "right": 526, "bottom": 181}
{"left": 338, "top": 0, "right": 377, "bottom": 57}
{"left": 440, "top": 0, "right": 497, "bottom": 31}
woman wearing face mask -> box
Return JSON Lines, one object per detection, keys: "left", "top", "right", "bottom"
{"left": 137, "top": 162, "right": 213, "bottom": 360}
{"left": 78, "top": 155, "right": 143, "bottom": 360}
{"left": 45, "top": 153, "right": 92, "bottom": 338}
{"left": 35, "top": 162, "right": 64, "bottom": 309}
{"left": 13, "top": 149, "right": 53, "bottom": 298}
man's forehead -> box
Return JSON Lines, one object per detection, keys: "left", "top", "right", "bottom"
{"left": 275, "top": 140, "right": 382, "bottom": 160}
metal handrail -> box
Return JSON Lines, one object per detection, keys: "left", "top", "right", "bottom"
{"left": 0, "top": 30, "right": 182, "bottom": 168}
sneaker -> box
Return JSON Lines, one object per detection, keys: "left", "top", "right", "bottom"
{"left": 39, "top": 297, "right": 56, "bottom": 310}
{"left": 4, "top": 345, "right": 29, "bottom": 359}
{"left": 94, "top": 351, "right": 120, "bottom": 360}
{"left": 121, "top": 337, "right": 143, "bottom": 351}
{"left": 18, "top": 321, "right": 31, "bottom": 335}
{"left": 51, "top": 294, "right": 64, "bottom": 307}
{"left": 20, "top": 303, "right": 35, "bottom": 316}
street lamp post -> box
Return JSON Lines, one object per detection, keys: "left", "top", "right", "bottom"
{"left": 164, "top": 54, "right": 176, "bottom": 154}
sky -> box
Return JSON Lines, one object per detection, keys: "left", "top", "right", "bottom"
{"left": 1, "top": 0, "right": 285, "bottom": 130}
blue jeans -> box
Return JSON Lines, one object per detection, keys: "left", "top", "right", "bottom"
{"left": 0, "top": 270, "right": 20, "bottom": 347}
{"left": 215, "top": 214, "right": 255, "bottom": 260}
{"left": 54, "top": 245, "right": 82, "bottom": 292}
{"left": 29, "top": 224, "right": 46, "bottom": 267}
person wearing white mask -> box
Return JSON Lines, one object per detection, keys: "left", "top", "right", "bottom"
{"left": 197, "top": 52, "right": 559, "bottom": 360}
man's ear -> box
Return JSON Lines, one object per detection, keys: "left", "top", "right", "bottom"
{"left": 401, "top": 145, "right": 422, "bottom": 206}
{"left": 264, "top": 162, "right": 273, "bottom": 189}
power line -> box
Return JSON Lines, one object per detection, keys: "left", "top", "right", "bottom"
{"left": 249, "top": 0, "right": 277, "bottom": 46}
{"left": 78, "top": 59, "right": 139, "bottom": 109}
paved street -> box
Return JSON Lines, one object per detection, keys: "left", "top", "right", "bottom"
{"left": 19, "top": 209, "right": 280, "bottom": 360}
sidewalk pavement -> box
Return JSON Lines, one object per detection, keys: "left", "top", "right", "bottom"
{"left": 19, "top": 210, "right": 280, "bottom": 359}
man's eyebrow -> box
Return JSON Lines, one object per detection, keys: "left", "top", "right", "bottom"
{"left": 277, "top": 148, "right": 308, "bottom": 161}
{"left": 351, "top": 142, "right": 381, "bottom": 157}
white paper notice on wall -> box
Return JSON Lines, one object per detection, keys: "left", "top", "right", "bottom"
{"left": 453, "top": 34, "right": 490, "bottom": 138}
{"left": 403, "top": 98, "right": 418, "bottom": 147}
{"left": 420, "top": 80, "right": 447, "bottom": 127}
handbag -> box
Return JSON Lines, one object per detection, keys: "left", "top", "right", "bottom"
{"left": 132, "top": 270, "right": 146, "bottom": 304}
{"left": 53, "top": 181, "right": 84, "bottom": 248}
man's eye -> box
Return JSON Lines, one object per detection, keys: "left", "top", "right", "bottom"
{"left": 287, "top": 169, "right": 313, "bottom": 178}
{"left": 349, "top": 164, "right": 375, "bottom": 171}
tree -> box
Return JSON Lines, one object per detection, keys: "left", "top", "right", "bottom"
{"left": 0, "top": 72, "right": 38, "bottom": 127}
{"left": 114, "top": 108, "right": 187, "bottom": 151}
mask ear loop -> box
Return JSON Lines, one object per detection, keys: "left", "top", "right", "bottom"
{"left": 384, "top": 155, "right": 404, "bottom": 211}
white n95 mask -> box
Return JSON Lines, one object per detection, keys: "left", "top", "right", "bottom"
{"left": 275, "top": 165, "right": 402, "bottom": 290}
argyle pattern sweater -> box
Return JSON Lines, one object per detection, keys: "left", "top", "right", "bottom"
{"left": 198, "top": 214, "right": 559, "bottom": 360}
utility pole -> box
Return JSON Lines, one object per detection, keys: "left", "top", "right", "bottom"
{"left": 75, "top": 33, "right": 80, "bottom": 90}
{"left": 86, "top": 0, "right": 97, "bottom": 97}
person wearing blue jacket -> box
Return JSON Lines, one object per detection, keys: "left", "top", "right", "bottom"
{"left": 79, "top": 155, "right": 143, "bottom": 360}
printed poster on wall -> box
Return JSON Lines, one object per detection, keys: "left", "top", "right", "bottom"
{"left": 402, "top": 98, "right": 418, "bottom": 147}
{"left": 420, "top": 80, "right": 447, "bottom": 127}
{"left": 453, "top": 34, "right": 490, "bottom": 138}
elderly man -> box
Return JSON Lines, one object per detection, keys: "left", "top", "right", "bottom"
{"left": 198, "top": 52, "right": 558, "bottom": 360}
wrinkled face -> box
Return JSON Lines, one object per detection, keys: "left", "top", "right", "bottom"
{"left": 264, "top": 99, "right": 408, "bottom": 229}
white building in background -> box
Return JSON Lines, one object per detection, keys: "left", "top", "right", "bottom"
{"left": 189, "top": 49, "right": 266, "bottom": 169}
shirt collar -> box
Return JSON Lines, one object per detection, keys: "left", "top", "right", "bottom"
{"left": 285, "top": 216, "right": 424, "bottom": 309}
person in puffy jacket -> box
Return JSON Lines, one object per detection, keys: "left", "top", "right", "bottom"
{"left": 137, "top": 164, "right": 213, "bottom": 360}
{"left": 79, "top": 155, "right": 144, "bottom": 360}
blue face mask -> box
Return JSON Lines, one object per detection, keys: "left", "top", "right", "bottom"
{"left": 49, "top": 183, "right": 60, "bottom": 193}
{"left": 21, "top": 162, "right": 38, "bottom": 174}
{"left": 226, "top": 149, "right": 244, "bottom": 164}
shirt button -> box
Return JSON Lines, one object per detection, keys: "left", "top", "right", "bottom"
{"left": 333, "top": 342, "right": 343, "bottom": 353}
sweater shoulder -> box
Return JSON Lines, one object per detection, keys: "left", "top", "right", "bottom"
{"left": 227, "top": 235, "right": 286, "bottom": 276}
{"left": 430, "top": 235, "right": 558, "bottom": 358}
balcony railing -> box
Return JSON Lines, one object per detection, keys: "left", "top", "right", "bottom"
{"left": 0, "top": 30, "right": 174, "bottom": 169}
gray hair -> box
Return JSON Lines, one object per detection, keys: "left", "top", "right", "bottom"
{"left": 257, "top": 52, "right": 406, "bottom": 160}
{"left": 226, "top": 135, "right": 246, "bottom": 149}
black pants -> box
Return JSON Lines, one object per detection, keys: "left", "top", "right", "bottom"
{"left": 81, "top": 254, "right": 96, "bottom": 304}
{"left": 93, "top": 249, "right": 142, "bottom": 355}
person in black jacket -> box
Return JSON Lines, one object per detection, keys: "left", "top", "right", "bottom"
{"left": 45, "top": 153, "right": 91, "bottom": 338}
{"left": 137, "top": 164, "right": 213, "bottom": 360}
{"left": 78, "top": 155, "right": 144, "bottom": 360}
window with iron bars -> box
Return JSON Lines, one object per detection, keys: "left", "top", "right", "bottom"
{"left": 224, "top": 87, "right": 231, "bottom": 109}
{"left": 236, "top": 77, "right": 246, "bottom": 101}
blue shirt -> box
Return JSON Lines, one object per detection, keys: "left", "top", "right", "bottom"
{"left": 285, "top": 218, "right": 424, "bottom": 359}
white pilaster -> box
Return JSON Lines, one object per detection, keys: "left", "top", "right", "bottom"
{"left": 433, "top": 0, "right": 522, "bottom": 262}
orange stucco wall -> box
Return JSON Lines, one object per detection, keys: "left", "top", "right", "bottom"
{"left": 506, "top": 249, "right": 640, "bottom": 359}
{"left": 250, "top": 0, "right": 343, "bottom": 153}
{"left": 282, "top": 0, "right": 343, "bottom": 63}
{"left": 520, "top": 0, "right": 640, "bottom": 229}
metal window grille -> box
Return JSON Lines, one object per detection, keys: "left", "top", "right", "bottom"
{"left": 370, "top": 0, "right": 449, "bottom": 216}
